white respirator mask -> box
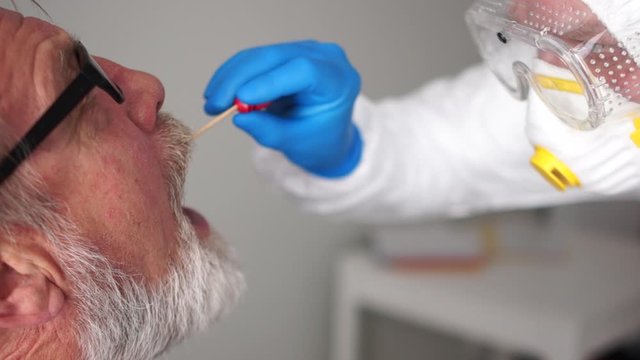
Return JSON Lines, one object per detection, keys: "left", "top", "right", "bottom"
{"left": 466, "top": 0, "right": 640, "bottom": 193}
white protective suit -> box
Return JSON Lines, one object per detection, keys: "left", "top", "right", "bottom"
{"left": 254, "top": 0, "right": 640, "bottom": 222}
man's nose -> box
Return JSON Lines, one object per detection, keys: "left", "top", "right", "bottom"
{"left": 96, "top": 57, "right": 165, "bottom": 133}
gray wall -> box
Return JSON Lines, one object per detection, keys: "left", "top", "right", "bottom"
{"left": 23, "top": 1, "right": 478, "bottom": 359}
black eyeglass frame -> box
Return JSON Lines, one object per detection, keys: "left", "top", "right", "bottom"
{"left": 0, "top": 41, "right": 125, "bottom": 186}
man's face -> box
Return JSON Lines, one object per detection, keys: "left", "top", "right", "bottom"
{"left": 509, "top": 0, "right": 600, "bottom": 40}
{"left": 0, "top": 7, "right": 243, "bottom": 359}
{"left": 1, "top": 10, "right": 187, "bottom": 281}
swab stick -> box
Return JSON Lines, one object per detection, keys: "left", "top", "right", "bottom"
{"left": 192, "top": 99, "right": 271, "bottom": 140}
{"left": 191, "top": 105, "right": 238, "bottom": 140}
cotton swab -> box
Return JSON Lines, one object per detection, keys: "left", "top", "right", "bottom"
{"left": 192, "top": 98, "right": 271, "bottom": 140}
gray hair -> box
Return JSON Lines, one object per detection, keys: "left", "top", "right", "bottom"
{"left": 8, "top": 0, "right": 50, "bottom": 18}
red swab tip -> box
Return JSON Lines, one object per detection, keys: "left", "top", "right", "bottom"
{"left": 234, "top": 98, "right": 272, "bottom": 113}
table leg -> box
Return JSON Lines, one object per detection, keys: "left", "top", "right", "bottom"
{"left": 331, "top": 261, "right": 361, "bottom": 360}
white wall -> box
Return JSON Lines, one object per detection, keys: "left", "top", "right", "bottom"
{"left": 20, "top": 1, "right": 479, "bottom": 359}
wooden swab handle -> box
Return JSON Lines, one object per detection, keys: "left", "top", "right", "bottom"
{"left": 191, "top": 105, "right": 238, "bottom": 140}
{"left": 192, "top": 99, "right": 272, "bottom": 140}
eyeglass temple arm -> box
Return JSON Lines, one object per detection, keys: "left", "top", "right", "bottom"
{"left": 0, "top": 74, "right": 96, "bottom": 185}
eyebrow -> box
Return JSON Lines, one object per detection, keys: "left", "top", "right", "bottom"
{"left": 53, "top": 37, "right": 100, "bottom": 139}
{"left": 57, "top": 36, "right": 81, "bottom": 79}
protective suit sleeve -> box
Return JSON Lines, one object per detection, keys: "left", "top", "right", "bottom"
{"left": 253, "top": 63, "right": 613, "bottom": 222}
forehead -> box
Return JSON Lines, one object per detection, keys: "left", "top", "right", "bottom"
{"left": 508, "top": 0, "right": 595, "bottom": 30}
{"left": 0, "top": 7, "right": 76, "bottom": 136}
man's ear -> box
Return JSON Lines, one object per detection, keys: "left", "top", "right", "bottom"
{"left": 0, "top": 231, "right": 66, "bottom": 329}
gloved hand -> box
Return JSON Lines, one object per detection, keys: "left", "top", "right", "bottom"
{"left": 203, "top": 40, "right": 363, "bottom": 178}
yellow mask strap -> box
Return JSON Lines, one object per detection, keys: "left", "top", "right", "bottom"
{"left": 535, "top": 74, "right": 584, "bottom": 94}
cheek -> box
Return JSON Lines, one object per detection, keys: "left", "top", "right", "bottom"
{"left": 538, "top": 50, "right": 567, "bottom": 68}
{"left": 64, "top": 124, "right": 181, "bottom": 282}
{"left": 104, "top": 146, "right": 177, "bottom": 276}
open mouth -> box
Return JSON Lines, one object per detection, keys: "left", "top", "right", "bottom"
{"left": 182, "top": 207, "right": 211, "bottom": 240}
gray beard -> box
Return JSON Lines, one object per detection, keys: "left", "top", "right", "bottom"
{"left": 55, "top": 210, "right": 244, "bottom": 360}
{"left": 51, "top": 111, "right": 245, "bottom": 359}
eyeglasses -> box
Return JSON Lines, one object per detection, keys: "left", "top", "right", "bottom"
{"left": 0, "top": 41, "right": 125, "bottom": 186}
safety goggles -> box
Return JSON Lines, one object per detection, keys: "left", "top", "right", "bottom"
{"left": 466, "top": 0, "right": 640, "bottom": 130}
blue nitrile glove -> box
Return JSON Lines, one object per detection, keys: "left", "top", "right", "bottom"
{"left": 203, "top": 40, "right": 362, "bottom": 178}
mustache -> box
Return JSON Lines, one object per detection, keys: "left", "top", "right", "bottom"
{"left": 155, "top": 112, "right": 193, "bottom": 212}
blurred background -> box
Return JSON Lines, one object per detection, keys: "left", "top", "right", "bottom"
{"left": 16, "top": 0, "right": 640, "bottom": 359}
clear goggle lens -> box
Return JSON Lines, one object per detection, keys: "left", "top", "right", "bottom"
{"left": 531, "top": 53, "right": 591, "bottom": 128}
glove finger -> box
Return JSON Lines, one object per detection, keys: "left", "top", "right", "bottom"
{"left": 236, "top": 57, "right": 319, "bottom": 105}
{"left": 232, "top": 112, "right": 292, "bottom": 150}
{"left": 203, "top": 40, "right": 322, "bottom": 114}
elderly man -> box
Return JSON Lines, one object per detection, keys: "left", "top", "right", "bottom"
{"left": 0, "top": 7, "right": 244, "bottom": 360}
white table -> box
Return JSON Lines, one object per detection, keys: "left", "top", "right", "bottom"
{"left": 331, "top": 225, "right": 640, "bottom": 360}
